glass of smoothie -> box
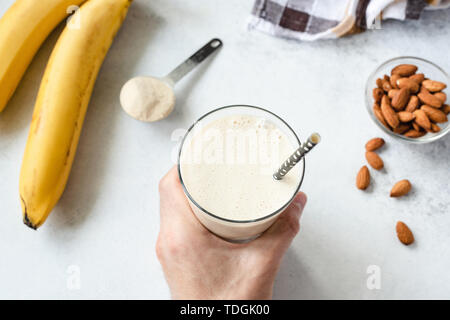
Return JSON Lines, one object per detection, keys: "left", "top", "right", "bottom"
{"left": 178, "top": 105, "right": 305, "bottom": 241}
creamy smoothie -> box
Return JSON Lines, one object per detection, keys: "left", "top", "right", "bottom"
{"left": 179, "top": 110, "right": 302, "bottom": 240}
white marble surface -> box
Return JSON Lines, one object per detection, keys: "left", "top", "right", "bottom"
{"left": 1, "top": 0, "right": 449, "bottom": 300}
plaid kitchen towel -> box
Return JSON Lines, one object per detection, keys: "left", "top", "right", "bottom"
{"left": 248, "top": 0, "right": 450, "bottom": 41}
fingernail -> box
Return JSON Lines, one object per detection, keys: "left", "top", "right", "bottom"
{"left": 293, "top": 192, "right": 307, "bottom": 210}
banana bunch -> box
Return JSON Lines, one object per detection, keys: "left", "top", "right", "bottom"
{"left": 0, "top": 0, "right": 133, "bottom": 228}
{"left": 0, "top": 0, "right": 87, "bottom": 112}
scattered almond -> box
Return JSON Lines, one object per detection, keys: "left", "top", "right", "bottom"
{"left": 390, "top": 179, "right": 412, "bottom": 197}
{"left": 396, "top": 221, "right": 414, "bottom": 245}
{"left": 365, "top": 137, "right": 385, "bottom": 151}
{"left": 356, "top": 140, "right": 419, "bottom": 246}
{"left": 356, "top": 166, "right": 370, "bottom": 190}
{"left": 365, "top": 151, "right": 384, "bottom": 170}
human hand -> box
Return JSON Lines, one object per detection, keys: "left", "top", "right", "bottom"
{"left": 156, "top": 166, "right": 307, "bottom": 300}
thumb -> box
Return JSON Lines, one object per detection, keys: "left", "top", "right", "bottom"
{"left": 252, "top": 192, "right": 307, "bottom": 256}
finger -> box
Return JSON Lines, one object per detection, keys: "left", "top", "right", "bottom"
{"left": 158, "top": 166, "right": 205, "bottom": 230}
{"left": 252, "top": 192, "right": 307, "bottom": 257}
{"left": 159, "top": 166, "right": 190, "bottom": 219}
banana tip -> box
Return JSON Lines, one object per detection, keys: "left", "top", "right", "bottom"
{"left": 21, "top": 196, "right": 37, "bottom": 230}
{"left": 23, "top": 213, "right": 37, "bottom": 230}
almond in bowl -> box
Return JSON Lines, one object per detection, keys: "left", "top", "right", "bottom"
{"left": 366, "top": 57, "right": 450, "bottom": 143}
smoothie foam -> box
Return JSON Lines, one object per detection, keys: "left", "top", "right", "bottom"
{"left": 180, "top": 114, "right": 301, "bottom": 222}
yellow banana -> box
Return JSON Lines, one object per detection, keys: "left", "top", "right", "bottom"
{"left": 0, "top": 0, "right": 88, "bottom": 113}
{"left": 20, "top": 0, "right": 133, "bottom": 229}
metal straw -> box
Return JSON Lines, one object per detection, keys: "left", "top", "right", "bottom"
{"left": 273, "top": 133, "right": 321, "bottom": 180}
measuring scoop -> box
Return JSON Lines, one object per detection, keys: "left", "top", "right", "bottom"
{"left": 120, "top": 38, "right": 223, "bottom": 122}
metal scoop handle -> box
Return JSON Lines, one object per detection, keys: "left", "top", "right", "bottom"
{"left": 164, "top": 38, "right": 223, "bottom": 85}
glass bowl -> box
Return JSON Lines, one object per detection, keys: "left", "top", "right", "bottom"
{"left": 365, "top": 56, "right": 450, "bottom": 143}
